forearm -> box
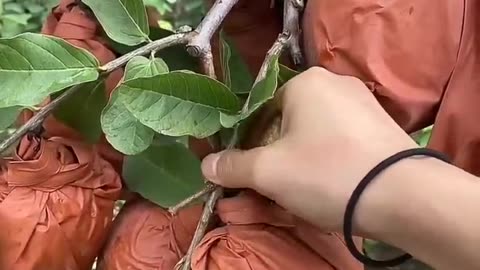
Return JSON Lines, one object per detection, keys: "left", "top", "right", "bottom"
{"left": 355, "top": 157, "right": 480, "bottom": 270}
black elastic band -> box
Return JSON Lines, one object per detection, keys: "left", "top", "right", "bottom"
{"left": 343, "top": 148, "right": 451, "bottom": 267}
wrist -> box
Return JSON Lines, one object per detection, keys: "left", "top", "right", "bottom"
{"left": 352, "top": 155, "right": 439, "bottom": 239}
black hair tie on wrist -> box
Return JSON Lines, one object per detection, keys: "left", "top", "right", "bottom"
{"left": 343, "top": 148, "right": 451, "bottom": 268}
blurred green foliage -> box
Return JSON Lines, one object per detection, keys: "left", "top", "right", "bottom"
{"left": 0, "top": 0, "right": 57, "bottom": 37}
{"left": 0, "top": 0, "right": 205, "bottom": 37}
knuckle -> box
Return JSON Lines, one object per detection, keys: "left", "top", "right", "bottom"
{"left": 216, "top": 152, "right": 235, "bottom": 179}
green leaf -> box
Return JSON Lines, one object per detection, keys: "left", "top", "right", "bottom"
{"left": 220, "top": 54, "right": 280, "bottom": 128}
{"left": 0, "top": 18, "right": 26, "bottom": 37}
{"left": 53, "top": 80, "right": 107, "bottom": 143}
{"left": 2, "top": 13, "right": 31, "bottom": 25}
{"left": 0, "top": 106, "right": 21, "bottom": 130}
{"left": 416, "top": 126, "right": 433, "bottom": 147}
{"left": 102, "top": 56, "right": 169, "bottom": 155}
{"left": 106, "top": 27, "right": 199, "bottom": 72}
{"left": 4, "top": 2, "right": 23, "bottom": 13}
{"left": 244, "top": 55, "right": 280, "bottom": 116}
{"left": 124, "top": 56, "right": 169, "bottom": 81}
{"left": 122, "top": 142, "right": 206, "bottom": 207}
{"left": 117, "top": 71, "right": 241, "bottom": 138}
{"left": 220, "top": 33, "right": 253, "bottom": 94}
{"left": 82, "top": 0, "right": 149, "bottom": 46}
{"left": 278, "top": 64, "right": 300, "bottom": 87}
{"left": 102, "top": 91, "right": 154, "bottom": 155}
{"left": 0, "top": 33, "right": 100, "bottom": 108}
{"left": 24, "top": 3, "right": 44, "bottom": 14}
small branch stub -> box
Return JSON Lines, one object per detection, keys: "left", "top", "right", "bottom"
{"left": 283, "top": 0, "right": 305, "bottom": 67}
{"left": 186, "top": 0, "right": 240, "bottom": 58}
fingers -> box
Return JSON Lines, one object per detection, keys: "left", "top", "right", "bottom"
{"left": 201, "top": 146, "right": 273, "bottom": 190}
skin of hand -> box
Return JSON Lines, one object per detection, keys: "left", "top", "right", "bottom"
{"left": 201, "top": 67, "right": 480, "bottom": 270}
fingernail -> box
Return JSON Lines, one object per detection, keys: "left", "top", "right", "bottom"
{"left": 201, "top": 153, "right": 220, "bottom": 181}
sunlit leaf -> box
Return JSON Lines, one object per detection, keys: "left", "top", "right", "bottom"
{"left": 0, "top": 33, "right": 99, "bottom": 108}
{"left": 82, "top": 0, "right": 150, "bottom": 46}
{"left": 122, "top": 142, "right": 206, "bottom": 207}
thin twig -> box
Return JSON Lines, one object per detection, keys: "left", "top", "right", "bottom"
{"left": 0, "top": 84, "right": 82, "bottom": 154}
{"left": 179, "top": 186, "right": 223, "bottom": 270}
{"left": 283, "top": 0, "right": 304, "bottom": 67}
{"left": 186, "top": 0, "right": 239, "bottom": 57}
{"left": 101, "top": 33, "right": 191, "bottom": 72}
{"left": 254, "top": 33, "right": 290, "bottom": 85}
{"left": 169, "top": 183, "right": 216, "bottom": 214}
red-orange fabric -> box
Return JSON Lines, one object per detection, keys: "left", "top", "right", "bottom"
{"left": 221, "top": 0, "right": 480, "bottom": 176}
{"left": 0, "top": 135, "right": 122, "bottom": 270}
{"left": 192, "top": 192, "right": 363, "bottom": 270}
{"left": 17, "top": 0, "right": 125, "bottom": 176}
{"left": 97, "top": 198, "right": 202, "bottom": 270}
{"left": 303, "top": 0, "right": 464, "bottom": 134}
{"left": 428, "top": 0, "right": 480, "bottom": 175}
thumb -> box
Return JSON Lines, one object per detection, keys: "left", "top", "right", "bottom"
{"left": 201, "top": 147, "right": 269, "bottom": 189}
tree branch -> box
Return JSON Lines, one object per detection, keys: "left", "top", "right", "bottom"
{"left": 169, "top": 183, "right": 216, "bottom": 214}
{"left": 179, "top": 186, "right": 223, "bottom": 270}
{"left": 100, "top": 33, "right": 191, "bottom": 72}
{"left": 0, "top": 84, "right": 83, "bottom": 154}
{"left": 186, "top": 0, "right": 239, "bottom": 57}
{"left": 283, "top": 0, "right": 304, "bottom": 67}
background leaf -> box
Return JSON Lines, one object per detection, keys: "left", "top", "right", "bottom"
{"left": 122, "top": 141, "right": 206, "bottom": 207}
{"left": 102, "top": 56, "right": 169, "bottom": 155}
{"left": 0, "top": 106, "right": 21, "bottom": 130}
{"left": 82, "top": 0, "right": 149, "bottom": 46}
{"left": 117, "top": 71, "right": 240, "bottom": 138}
{"left": 53, "top": 80, "right": 107, "bottom": 143}
{"left": 0, "top": 33, "right": 99, "bottom": 108}
{"left": 220, "top": 33, "right": 253, "bottom": 94}
{"left": 278, "top": 64, "right": 299, "bottom": 87}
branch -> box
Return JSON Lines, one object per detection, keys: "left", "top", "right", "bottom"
{"left": 186, "top": 0, "right": 239, "bottom": 57}
{"left": 199, "top": 47, "right": 217, "bottom": 79}
{"left": 283, "top": 0, "right": 304, "bottom": 67}
{"left": 100, "top": 32, "right": 191, "bottom": 72}
{"left": 255, "top": 33, "right": 290, "bottom": 85}
{"left": 169, "top": 183, "right": 216, "bottom": 214}
{"left": 0, "top": 84, "right": 83, "bottom": 154}
{"left": 179, "top": 186, "right": 223, "bottom": 270}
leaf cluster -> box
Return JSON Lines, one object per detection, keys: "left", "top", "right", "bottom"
{"left": 0, "top": 0, "right": 299, "bottom": 207}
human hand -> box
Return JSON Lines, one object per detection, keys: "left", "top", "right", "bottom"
{"left": 201, "top": 67, "right": 417, "bottom": 231}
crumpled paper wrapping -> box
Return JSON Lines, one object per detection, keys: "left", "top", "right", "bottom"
{"left": 0, "top": 135, "right": 121, "bottom": 269}
{"left": 97, "top": 198, "right": 203, "bottom": 270}
{"left": 192, "top": 192, "right": 363, "bottom": 270}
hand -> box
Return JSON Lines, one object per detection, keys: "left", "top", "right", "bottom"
{"left": 201, "top": 67, "right": 417, "bottom": 231}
